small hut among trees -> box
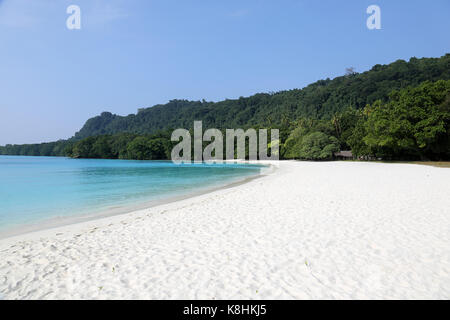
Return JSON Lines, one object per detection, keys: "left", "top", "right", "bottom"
{"left": 334, "top": 150, "right": 353, "bottom": 160}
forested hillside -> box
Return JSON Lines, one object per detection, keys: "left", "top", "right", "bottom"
{"left": 73, "top": 54, "right": 450, "bottom": 139}
{"left": 1, "top": 54, "right": 449, "bottom": 161}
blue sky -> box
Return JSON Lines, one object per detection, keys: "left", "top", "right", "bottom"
{"left": 0, "top": 0, "right": 449, "bottom": 145}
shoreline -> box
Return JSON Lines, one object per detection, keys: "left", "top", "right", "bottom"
{"left": 1, "top": 161, "right": 449, "bottom": 299}
{"left": 0, "top": 162, "right": 276, "bottom": 242}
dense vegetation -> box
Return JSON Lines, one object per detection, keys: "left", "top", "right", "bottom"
{"left": 347, "top": 80, "right": 450, "bottom": 160}
{"left": 1, "top": 55, "right": 449, "bottom": 161}
{"left": 72, "top": 54, "right": 450, "bottom": 139}
{"left": 0, "top": 140, "right": 72, "bottom": 157}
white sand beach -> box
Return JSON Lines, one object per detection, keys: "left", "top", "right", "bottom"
{"left": 0, "top": 161, "right": 449, "bottom": 299}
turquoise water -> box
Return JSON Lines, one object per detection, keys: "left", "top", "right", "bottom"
{"left": 0, "top": 156, "right": 264, "bottom": 233}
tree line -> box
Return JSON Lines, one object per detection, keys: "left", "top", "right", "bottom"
{"left": 1, "top": 55, "right": 449, "bottom": 161}
{"left": 72, "top": 55, "right": 450, "bottom": 139}
{"left": 2, "top": 79, "right": 449, "bottom": 161}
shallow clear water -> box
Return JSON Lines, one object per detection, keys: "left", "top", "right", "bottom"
{"left": 0, "top": 156, "right": 264, "bottom": 232}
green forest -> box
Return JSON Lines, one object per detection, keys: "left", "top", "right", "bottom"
{"left": 1, "top": 54, "right": 449, "bottom": 161}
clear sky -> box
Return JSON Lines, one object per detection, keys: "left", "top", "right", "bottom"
{"left": 0, "top": 0, "right": 449, "bottom": 145}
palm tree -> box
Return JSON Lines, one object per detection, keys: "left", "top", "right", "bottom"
{"left": 332, "top": 113, "right": 342, "bottom": 137}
